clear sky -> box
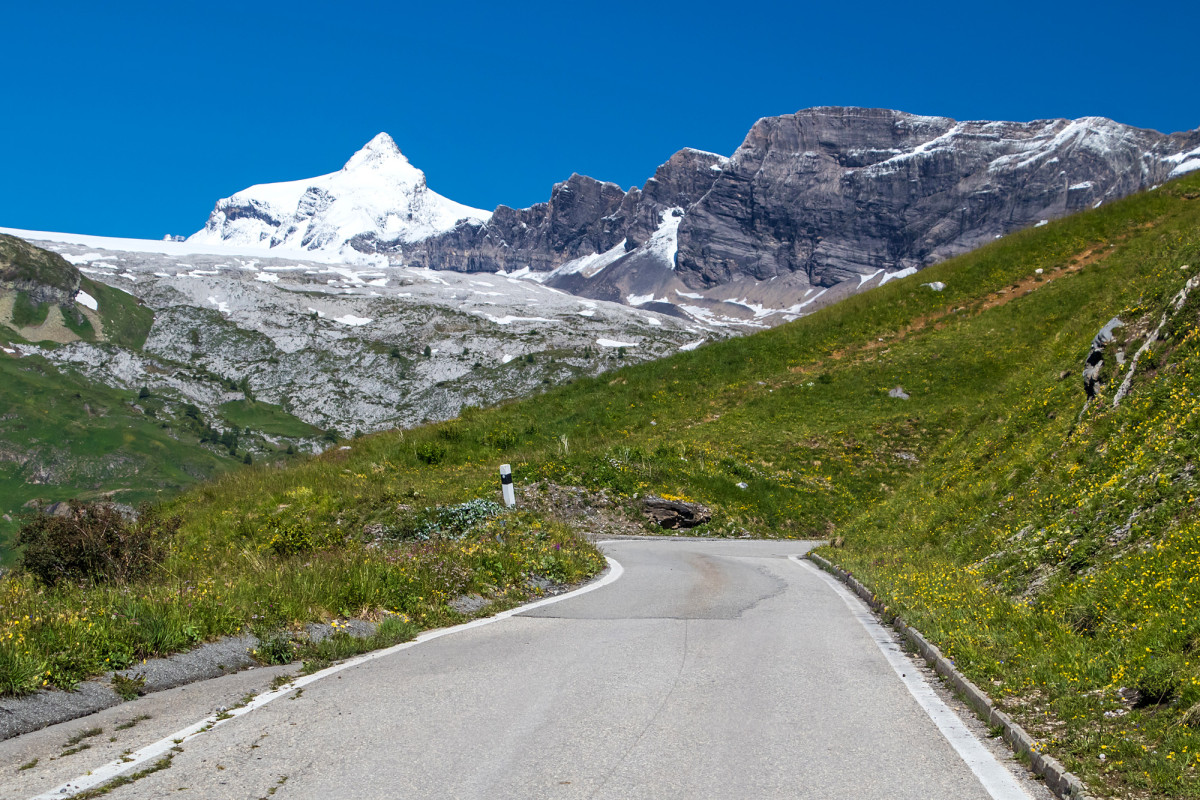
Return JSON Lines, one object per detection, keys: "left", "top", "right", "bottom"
{"left": 4, "top": 0, "right": 1196, "bottom": 240}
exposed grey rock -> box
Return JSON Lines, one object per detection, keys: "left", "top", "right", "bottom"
{"left": 448, "top": 594, "right": 489, "bottom": 614}
{"left": 641, "top": 495, "right": 712, "bottom": 529}
{"left": 401, "top": 148, "right": 727, "bottom": 274}
{"left": 400, "top": 108, "right": 1199, "bottom": 327}
{"left": 888, "top": 386, "right": 911, "bottom": 400}
{"left": 923, "top": 282, "right": 947, "bottom": 292}
{"left": 674, "top": 108, "right": 1199, "bottom": 289}
{"left": 1084, "top": 317, "right": 1124, "bottom": 398}
{"left": 44, "top": 501, "right": 73, "bottom": 517}
{"left": 18, "top": 236, "right": 718, "bottom": 440}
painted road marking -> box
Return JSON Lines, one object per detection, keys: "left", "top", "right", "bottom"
{"left": 30, "top": 557, "right": 624, "bottom": 800}
{"left": 792, "top": 556, "right": 1033, "bottom": 800}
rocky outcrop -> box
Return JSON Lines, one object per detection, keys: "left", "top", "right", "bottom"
{"left": 400, "top": 148, "right": 728, "bottom": 272}
{"left": 641, "top": 495, "right": 712, "bottom": 529}
{"left": 1084, "top": 317, "right": 1125, "bottom": 399}
{"left": 407, "top": 107, "right": 1199, "bottom": 304}
{"left": 674, "top": 108, "right": 1200, "bottom": 288}
{"left": 0, "top": 233, "right": 81, "bottom": 306}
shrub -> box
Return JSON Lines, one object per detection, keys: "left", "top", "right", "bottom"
{"left": 266, "top": 520, "right": 319, "bottom": 556}
{"left": 253, "top": 631, "right": 296, "bottom": 665}
{"left": 482, "top": 426, "right": 518, "bottom": 451}
{"left": 437, "top": 422, "right": 464, "bottom": 441}
{"left": 18, "top": 502, "right": 179, "bottom": 587}
{"left": 416, "top": 441, "right": 447, "bottom": 465}
{"left": 111, "top": 672, "right": 146, "bottom": 701}
{"left": 413, "top": 499, "right": 504, "bottom": 540}
{"left": 127, "top": 602, "right": 190, "bottom": 657}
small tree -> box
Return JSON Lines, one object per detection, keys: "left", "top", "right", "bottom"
{"left": 423, "top": 345, "right": 432, "bottom": 358}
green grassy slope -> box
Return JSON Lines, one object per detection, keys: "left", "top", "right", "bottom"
{"left": 0, "top": 234, "right": 79, "bottom": 292}
{"left": 1, "top": 175, "right": 1198, "bottom": 795}
{"left": 0, "top": 233, "right": 154, "bottom": 349}
{"left": 0, "top": 236, "right": 332, "bottom": 549}
{"left": 0, "top": 355, "right": 237, "bottom": 559}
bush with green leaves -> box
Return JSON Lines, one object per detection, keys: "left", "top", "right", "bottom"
{"left": 416, "top": 441, "right": 447, "bottom": 465}
{"left": 481, "top": 426, "right": 518, "bottom": 451}
{"left": 0, "top": 643, "right": 46, "bottom": 696}
{"left": 253, "top": 630, "right": 296, "bottom": 665}
{"left": 18, "top": 502, "right": 179, "bottom": 587}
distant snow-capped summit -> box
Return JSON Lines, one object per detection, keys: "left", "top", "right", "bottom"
{"left": 188, "top": 133, "right": 489, "bottom": 258}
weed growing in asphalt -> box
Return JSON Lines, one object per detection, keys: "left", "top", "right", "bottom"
{"left": 111, "top": 673, "right": 146, "bottom": 701}
{"left": 113, "top": 714, "right": 151, "bottom": 731}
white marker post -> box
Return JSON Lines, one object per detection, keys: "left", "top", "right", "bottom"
{"left": 499, "top": 463, "right": 516, "bottom": 508}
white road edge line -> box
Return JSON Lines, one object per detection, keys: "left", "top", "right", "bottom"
{"left": 31, "top": 556, "right": 625, "bottom": 800}
{"left": 791, "top": 556, "right": 1033, "bottom": 800}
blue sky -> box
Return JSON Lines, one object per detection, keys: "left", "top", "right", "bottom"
{"left": 4, "top": 0, "right": 1196, "bottom": 239}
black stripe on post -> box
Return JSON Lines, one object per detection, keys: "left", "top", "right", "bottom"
{"left": 501, "top": 474, "right": 513, "bottom": 485}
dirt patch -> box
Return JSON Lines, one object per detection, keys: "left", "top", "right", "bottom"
{"left": 798, "top": 245, "right": 1118, "bottom": 376}
{"left": 517, "top": 481, "right": 651, "bottom": 540}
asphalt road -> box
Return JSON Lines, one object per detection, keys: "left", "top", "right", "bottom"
{"left": 10, "top": 540, "right": 1050, "bottom": 800}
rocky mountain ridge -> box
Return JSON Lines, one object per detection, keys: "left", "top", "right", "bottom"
{"left": 672, "top": 108, "right": 1200, "bottom": 288}
{"left": 3, "top": 229, "right": 715, "bottom": 436}
{"left": 190, "top": 108, "right": 1200, "bottom": 329}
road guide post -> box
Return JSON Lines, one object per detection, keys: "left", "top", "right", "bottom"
{"left": 500, "top": 463, "right": 515, "bottom": 508}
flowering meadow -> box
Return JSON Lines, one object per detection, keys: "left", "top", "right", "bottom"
{"left": 2, "top": 170, "right": 1199, "bottom": 796}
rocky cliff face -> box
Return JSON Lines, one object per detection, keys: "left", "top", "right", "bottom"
{"left": 186, "top": 110, "right": 1200, "bottom": 327}
{"left": 673, "top": 107, "right": 1200, "bottom": 288}
{"left": 400, "top": 107, "right": 1199, "bottom": 322}
{"left": 0, "top": 233, "right": 81, "bottom": 306}
{"left": 400, "top": 147, "right": 728, "bottom": 273}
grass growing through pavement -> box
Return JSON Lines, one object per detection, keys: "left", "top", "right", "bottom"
{"left": 1, "top": 174, "right": 1199, "bottom": 797}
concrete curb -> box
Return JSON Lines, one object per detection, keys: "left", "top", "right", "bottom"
{"left": 0, "top": 577, "right": 583, "bottom": 742}
{"left": 807, "top": 552, "right": 1097, "bottom": 800}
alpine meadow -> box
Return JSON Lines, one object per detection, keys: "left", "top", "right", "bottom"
{"left": 3, "top": 166, "right": 1200, "bottom": 796}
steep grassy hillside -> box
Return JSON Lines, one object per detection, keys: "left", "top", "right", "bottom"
{"left": 2, "top": 174, "right": 1198, "bottom": 796}
{"left": 0, "top": 233, "right": 153, "bottom": 349}
{"left": 0, "top": 236, "right": 336, "bottom": 550}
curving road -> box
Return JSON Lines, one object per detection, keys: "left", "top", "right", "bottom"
{"left": 11, "top": 540, "right": 1050, "bottom": 800}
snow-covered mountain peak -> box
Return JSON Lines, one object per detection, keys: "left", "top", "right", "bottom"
{"left": 188, "top": 134, "right": 488, "bottom": 258}
{"left": 343, "top": 132, "right": 411, "bottom": 171}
